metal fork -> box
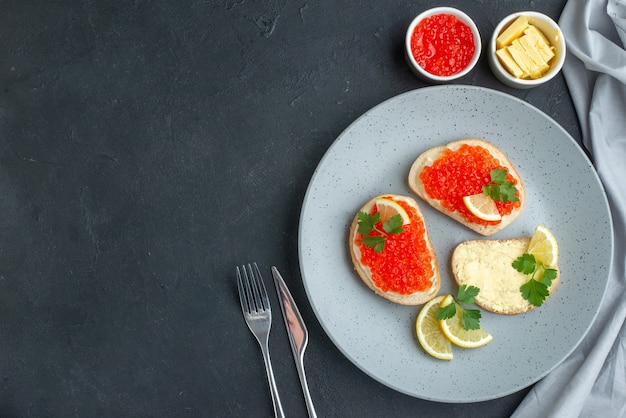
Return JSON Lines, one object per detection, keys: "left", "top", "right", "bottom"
{"left": 236, "top": 263, "right": 285, "bottom": 418}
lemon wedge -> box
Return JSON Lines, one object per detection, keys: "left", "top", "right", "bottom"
{"left": 375, "top": 197, "right": 410, "bottom": 225}
{"left": 527, "top": 225, "right": 559, "bottom": 268}
{"left": 416, "top": 296, "right": 453, "bottom": 360}
{"left": 438, "top": 295, "right": 493, "bottom": 349}
{"left": 463, "top": 193, "right": 502, "bottom": 221}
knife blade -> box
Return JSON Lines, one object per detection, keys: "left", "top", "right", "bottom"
{"left": 271, "top": 266, "right": 317, "bottom": 418}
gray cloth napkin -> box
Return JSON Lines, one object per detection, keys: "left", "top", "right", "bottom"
{"left": 512, "top": 1, "right": 626, "bottom": 417}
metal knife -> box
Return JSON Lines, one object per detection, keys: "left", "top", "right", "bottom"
{"left": 271, "top": 266, "right": 317, "bottom": 418}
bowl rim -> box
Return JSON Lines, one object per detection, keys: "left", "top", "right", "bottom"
{"left": 405, "top": 6, "right": 482, "bottom": 82}
{"left": 489, "top": 11, "right": 566, "bottom": 87}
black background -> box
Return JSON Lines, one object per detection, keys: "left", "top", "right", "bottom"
{"left": 0, "top": 1, "right": 579, "bottom": 416}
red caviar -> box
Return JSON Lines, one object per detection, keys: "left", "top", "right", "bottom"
{"left": 410, "top": 13, "right": 476, "bottom": 76}
{"left": 419, "top": 144, "right": 521, "bottom": 226}
{"left": 356, "top": 198, "right": 434, "bottom": 294}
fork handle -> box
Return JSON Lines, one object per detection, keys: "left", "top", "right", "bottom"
{"left": 261, "top": 345, "right": 285, "bottom": 418}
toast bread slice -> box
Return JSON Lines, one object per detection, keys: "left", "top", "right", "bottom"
{"left": 451, "top": 238, "right": 560, "bottom": 314}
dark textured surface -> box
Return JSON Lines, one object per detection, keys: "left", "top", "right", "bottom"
{"left": 0, "top": 1, "right": 579, "bottom": 416}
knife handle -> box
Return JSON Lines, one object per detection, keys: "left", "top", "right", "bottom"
{"left": 295, "top": 355, "right": 317, "bottom": 418}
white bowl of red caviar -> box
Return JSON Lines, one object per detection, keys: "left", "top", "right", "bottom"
{"left": 405, "top": 7, "right": 482, "bottom": 82}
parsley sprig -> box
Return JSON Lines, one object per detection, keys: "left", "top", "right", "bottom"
{"left": 513, "top": 254, "right": 558, "bottom": 307}
{"left": 357, "top": 212, "right": 404, "bottom": 253}
{"left": 483, "top": 169, "right": 519, "bottom": 203}
{"left": 436, "top": 285, "right": 483, "bottom": 330}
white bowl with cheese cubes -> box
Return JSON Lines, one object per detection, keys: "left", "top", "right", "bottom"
{"left": 488, "top": 11, "right": 566, "bottom": 89}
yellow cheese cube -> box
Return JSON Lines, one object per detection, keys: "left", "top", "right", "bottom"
{"left": 507, "top": 42, "right": 542, "bottom": 79}
{"left": 518, "top": 34, "right": 550, "bottom": 73}
{"left": 511, "top": 39, "right": 543, "bottom": 79}
{"left": 496, "top": 48, "right": 525, "bottom": 79}
{"left": 524, "top": 24, "right": 550, "bottom": 44}
{"left": 496, "top": 16, "right": 529, "bottom": 48}
{"left": 523, "top": 26, "right": 555, "bottom": 62}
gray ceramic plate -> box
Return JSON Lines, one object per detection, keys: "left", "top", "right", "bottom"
{"left": 298, "top": 85, "right": 613, "bottom": 402}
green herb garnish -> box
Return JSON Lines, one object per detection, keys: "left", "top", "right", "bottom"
{"left": 513, "top": 253, "right": 558, "bottom": 307}
{"left": 357, "top": 211, "right": 404, "bottom": 253}
{"left": 482, "top": 168, "right": 519, "bottom": 203}
{"left": 436, "top": 285, "right": 483, "bottom": 330}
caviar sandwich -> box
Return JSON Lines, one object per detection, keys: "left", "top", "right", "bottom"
{"left": 349, "top": 195, "right": 440, "bottom": 305}
{"left": 408, "top": 139, "right": 525, "bottom": 236}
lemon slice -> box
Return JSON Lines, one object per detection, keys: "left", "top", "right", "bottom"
{"left": 527, "top": 225, "right": 559, "bottom": 268}
{"left": 416, "top": 296, "right": 453, "bottom": 360}
{"left": 462, "top": 193, "right": 502, "bottom": 221}
{"left": 375, "top": 197, "right": 410, "bottom": 225}
{"left": 438, "top": 295, "right": 493, "bottom": 349}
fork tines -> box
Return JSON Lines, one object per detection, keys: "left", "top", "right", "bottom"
{"left": 237, "top": 263, "right": 270, "bottom": 314}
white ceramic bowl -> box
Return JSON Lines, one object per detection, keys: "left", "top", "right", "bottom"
{"left": 405, "top": 7, "right": 481, "bottom": 83}
{"left": 488, "top": 11, "right": 566, "bottom": 89}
